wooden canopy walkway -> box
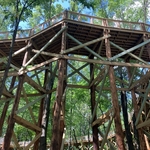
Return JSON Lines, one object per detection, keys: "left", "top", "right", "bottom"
{"left": 0, "top": 10, "right": 150, "bottom": 149}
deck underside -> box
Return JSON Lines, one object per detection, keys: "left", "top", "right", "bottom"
{"left": 0, "top": 11, "right": 150, "bottom": 149}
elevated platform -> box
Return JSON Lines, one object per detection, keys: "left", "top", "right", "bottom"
{"left": 0, "top": 11, "right": 150, "bottom": 71}
{"left": 0, "top": 11, "right": 150, "bottom": 150}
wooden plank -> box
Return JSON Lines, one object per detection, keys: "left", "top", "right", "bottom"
{"left": 24, "top": 132, "right": 41, "bottom": 150}
{"left": 24, "top": 75, "right": 46, "bottom": 93}
{"left": 3, "top": 87, "right": 13, "bottom": 97}
{"left": 22, "top": 88, "right": 37, "bottom": 124}
{"left": 20, "top": 26, "right": 67, "bottom": 71}
{"left": 110, "top": 41, "right": 148, "bottom": 64}
{"left": 110, "top": 39, "right": 150, "bottom": 60}
{"left": 105, "top": 32, "right": 125, "bottom": 150}
{"left": 32, "top": 50, "right": 150, "bottom": 69}
{"left": 67, "top": 62, "right": 88, "bottom": 78}
{"left": 66, "top": 33, "right": 105, "bottom": 60}
{"left": 129, "top": 71, "right": 150, "bottom": 90}
{"left": 13, "top": 114, "right": 41, "bottom": 132}
{"left": 92, "top": 108, "right": 114, "bottom": 126}
{"left": 2, "top": 75, "right": 25, "bottom": 150}
{"left": 67, "top": 84, "right": 89, "bottom": 89}
{"left": 19, "top": 57, "right": 59, "bottom": 75}
{"left": 90, "top": 68, "right": 105, "bottom": 87}
{"left": 100, "top": 114, "right": 114, "bottom": 150}
{"left": 16, "top": 94, "right": 46, "bottom": 114}
{"left": 136, "top": 119, "right": 150, "bottom": 129}
{"left": 68, "top": 62, "right": 89, "bottom": 83}
{"left": 12, "top": 131, "right": 21, "bottom": 150}
{"left": 63, "top": 34, "right": 110, "bottom": 54}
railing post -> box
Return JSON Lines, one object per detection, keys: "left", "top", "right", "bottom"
{"left": 90, "top": 17, "right": 93, "bottom": 24}
{"left": 29, "top": 29, "right": 34, "bottom": 37}
{"left": 141, "top": 23, "right": 146, "bottom": 31}
{"left": 102, "top": 19, "right": 108, "bottom": 27}
{"left": 63, "top": 10, "right": 68, "bottom": 19}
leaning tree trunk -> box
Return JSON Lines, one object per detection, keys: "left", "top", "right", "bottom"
{"left": 119, "top": 69, "right": 134, "bottom": 149}
{"left": 39, "top": 63, "right": 57, "bottom": 149}
{"left": 121, "top": 91, "right": 134, "bottom": 150}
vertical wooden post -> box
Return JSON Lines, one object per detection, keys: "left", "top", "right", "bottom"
{"left": 2, "top": 47, "right": 30, "bottom": 150}
{"left": 0, "top": 76, "right": 16, "bottom": 136}
{"left": 2, "top": 75, "right": 24, "bottom": 150}
{"left": 90, "top": 56, "right": 99, "bottom": 150}
{"left": 50, "top": 20, "right": 67, "bottom": 150}
{"left": 33, "top": 95, "right": 44, "bottom": 150}
{"left": 104, "top": 31, "right": 125, "bottom": 150}
{"left": 127, "top": 67, "right": 147, "bottom": 150}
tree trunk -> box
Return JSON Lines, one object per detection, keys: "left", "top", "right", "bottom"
{"left": 105, "top": 32, "right": 125, "bottom": 150}
{"left": 121, "top": 91, "right": 134, "bottom": 150}
{"left": 90, "top": 57, "right": 99, "bottom": 150}
{"left": 39, "top": 64, "right": 57, "bottom": 149}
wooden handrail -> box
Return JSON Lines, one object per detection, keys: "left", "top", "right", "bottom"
{"left": 0, "top": 10, "right": 150, "bottom": 40}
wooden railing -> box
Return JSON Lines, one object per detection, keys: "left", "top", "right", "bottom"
{"left": 0, "top": 11, "right": 150, "bottom": 40}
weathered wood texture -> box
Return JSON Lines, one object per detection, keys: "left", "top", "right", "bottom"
{"left": 105, "top": 31, "right": 125, "bottom": 150}
{"left": 90, "top": 57, "right": 99, "bottom": 150}
{"left": 0, "top": 11, "right": 150, "bottom": 150}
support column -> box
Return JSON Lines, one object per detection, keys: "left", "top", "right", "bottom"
{"left": 104, "top": 31, "right": 125, "bottom": 150}
{"left": 2, "top": 75, "right": 24, "bottom": 150}
{"left": 0, "top": 77, "right": 16, "bottom": 136}
{"left": 50, "top": 21, "right": 67, "bottom": 150}
{"left": 90, "top": 56, "right": 99, "bottom": 150}
{"left": 127, "top": 67, "right": 147, "bottom": 150}
{"left": 38, "top": 63, "right": 56, "bottom": 150}
{"left": 2, "top": 46, "right": 30, "bottom": 150}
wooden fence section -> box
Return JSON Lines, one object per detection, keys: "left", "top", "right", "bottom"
{"left": 0, "top": 11, "right": 150, "bottom": 40}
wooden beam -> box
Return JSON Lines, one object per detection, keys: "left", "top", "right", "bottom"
{"left": 91, "top": 67, "right": 109, "bottom": 122}
{"left": 67, "top": 62, "right": 88, "bottom": 78}
{"left": 129, "top": 71, "right": 150, "bottom": 90}
{"left": 100, "top": 113, "right": 114, "bottom": 150}
{"left": 67, "top": 62, "right": 89, "bottom": 83}
{"left": 136, "top": 119, "right": 150, "bottom": 129}
{"left": 92, "top": 108, "right": 114, "bottom": 126}
{"left": 16, "top": 94, "right": 46, "bottom": 114}
{"left": 32, "top": 50, "right": 150, "bottom": 69}
{"left": 105, "top": 31, "right": 125, "bottom": 150}
{"left": 24, "top": 132, "right": 41, "bottom": 150}
{"left": 110, "top": 41, "right": 148, "bottom": 64}
{"left": 110, "top": 39, "right": 150, "bottom": 61}
{"left": 19, "top": 26, "right": 67, "bottom": 71}
{"left": 12, "top": 131, "right": 21, "bottom": 150}
{"left": 3, "top": 87, "right": 14, "bottom": 97}
{"left": 22, "top": 88, "right": 37, "bottom": 124}
{"left": 2, "top": 75, "right": 25, "bottom": 150}
{"left": 135, "top": 82, "right": 150, "bottom": 126}
{"left": 13, "top": 114, "right": 41, "bottom": 132}
{"left": 50, "top": 22, "right": 67, "bottom": 150}
{"left": 90, "top": 68, "right": 105, "bottom": 87}
{"left": 62, "top": 34, "right": 111, "bottom": 55}
{"left": 19, "top": 57, "right": 59, "bottom": 75}
{"left": 66, "top": 33, "right": 105, "bottom": 60}
{"left": 24, "top": 75, "right": 46, "bottom": 93}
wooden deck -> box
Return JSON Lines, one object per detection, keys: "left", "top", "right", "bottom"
{"left": 1, "top": 11, "right": 150, "bottom": 149}
{"left": 0, "top": 11, "right": 150, "bottom": 71}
